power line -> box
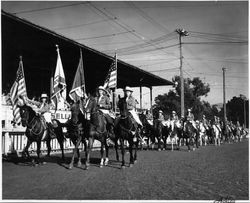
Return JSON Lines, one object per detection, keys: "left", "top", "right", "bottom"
{"left": 74, "top": 30, "right": 135, "bottom": 41}
{"left": 12, "top": 2, "right": 88, "bottom": 14}
{"left": 53, "top": 18, "right": 116, "bottom": 31}
{"left": 183, "top": 41, "right": 248, "bottom": 45}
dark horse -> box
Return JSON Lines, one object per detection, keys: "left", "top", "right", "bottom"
{"left": 84, "top": 96, "right": 109, "bottom": 169}
{"left": 19, "top": 104, "right": 65, "bottom": 165}
{"left": 114, "top": 96, "right": 139, "bottom": 169}
{"left": 139, "top": 113, "right": 154, "bottom": 150}
{"left": 61, "top": 101, "right": 88, "bottom": 170}
{"left": 183, "top": 121, "right": 197, "bottom": 151}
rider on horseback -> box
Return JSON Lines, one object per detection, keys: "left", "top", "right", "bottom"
{"left": 145, "top": 109, "right": 153, "bottom": 126}
{"left": 27, "top": 93, "right": 56, "bottom": 138}
{"left": 170, "top": 111, "right": 179, "bottom": 131}
{"left": 96, "top": 86, "right": 115, "bottom": 139}
{"left": 124, "top": 86, "right": 142, "bottom": 128}
{"left": 184, "top": 109, "right": 197, "bottom": 130}
{"left": 214, "top": 116, "right": 222, "bottom": 133}
{"left": 201, "top": 115, "right": 209, "bottom": 130}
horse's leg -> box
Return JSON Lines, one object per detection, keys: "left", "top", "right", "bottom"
{"left": 186, "top": 138, "right": 191, "bottom": 152}
{"left": 100, "top": 139, "right": 104, "bottom": 168}
{"left": 69, "top": 138, "right": 81, "bottom": 170}
{"left": 104, "top": 137, "right": 109, "bottom": 166}
{"left": 58, "top": 137, "right": 65, "bottom": 162}
{"left": 129, "top": 140, "right": 134, "bottom": 167}
{"left": 114, "top": 137, "right": 119, "bottom": 161}
{"left": 120, "top": 139, "right": 125, "bottom": 169}
{"left": 85, "top": 137, "right": 93, "bottom": 170}
{"left": 22, "top": 139, "right": 32, "bottom": 160}
{"left": 46, "top": 138, "right": 51, "bottom": 157}
{"left": 133, "top": 139, "right": 138, "bottom": 163}
{"left": 77, "top": 136, "right": 82, "bottom": 167}
{"left": 35, "top": 141, "right": 42, "bottom": 166}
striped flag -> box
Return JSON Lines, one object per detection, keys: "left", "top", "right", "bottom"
{"left": 10, "top": 57, "right": 27, "bottom": 125}
{"left": 103, "top": 58, "right": 117, "bottom": 89}
{"left": 69, "top": 49, "right": 86, "bottom": 112}
{"left": 51, "top": 45, "right": 67, "bottom": 110}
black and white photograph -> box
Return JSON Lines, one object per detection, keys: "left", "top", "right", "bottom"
{"left": 1, "top": 1, "right": 249, "bottom": 201}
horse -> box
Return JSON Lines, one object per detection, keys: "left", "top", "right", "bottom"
{"left": 167, "top": 119, "right": 183, "bottom": 151}
{"left": 19, "top": 104, "right": 65, "bottom": 165}
{"left": 212, "top": 123, "right": 221, "bottom": 146}
{"left": 183, "top": 121, "right": 197, "bottom": 151}
{"left": 114, "top": 96, "right": 139, "bottom": 169}
{"left": 138, "top": 113, "right": 153, "bottom": 150}
{"left": 84, "top": 96, "right": 109, "bottom": 169}
{"left": 151, "top": 118, "right": 164, "bottom": 151}
{"left": 61, "top": 101, "right": 88, "bottom": 170}
{"left": 197, "top": 121, "right": 208, "bottom": 146}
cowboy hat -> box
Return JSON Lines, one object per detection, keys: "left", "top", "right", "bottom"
{"left": 159, "top": 110, "right": 163, "bottom": 113}
{"left": 172, "top": 111, "right": 176, "bottom": 114}
{"left": 188, "top": 109, "right": 191, "bottom": 112}
{"left": 41, "top": 93, "right": 48, "bottom": 98}
{"left": 124, "top": 86, "right": 133, "bottom": 92}
{"left": 98, "top": 86, "right": 107, "bottom": 92}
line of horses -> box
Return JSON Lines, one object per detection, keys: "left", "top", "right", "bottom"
{"left": 19, "top": 97, "right": 247, "bottom": 170}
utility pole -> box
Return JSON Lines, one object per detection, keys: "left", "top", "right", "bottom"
{"left": 222, "top": 67, "right": 227, "bottom": 124}
{"left": 176, "top": 28, "right": 188, "bottom": 117}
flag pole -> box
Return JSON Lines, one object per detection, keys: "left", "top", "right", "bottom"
{"left": 114, "top": 53, "right": 117, "bottom": 113}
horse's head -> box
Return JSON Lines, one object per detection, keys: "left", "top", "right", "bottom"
{"left": 84, "top": 96, "right": 98, "bottom": 114}
{"left": 19, "top": 104, "right": 35, "bottom": 127}
{"left": 118, "top": 97, "right": 128, "bottom": 117}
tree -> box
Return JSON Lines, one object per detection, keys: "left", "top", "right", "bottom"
{"left": 153, "top": 75, "right": 211, "bottom": 120}
{"left": 226, "top": 96, "right": 249, "bottom": 127}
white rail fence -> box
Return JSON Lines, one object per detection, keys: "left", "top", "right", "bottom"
{"left": 1, "top": 105, "right": 102, "bottom": 156}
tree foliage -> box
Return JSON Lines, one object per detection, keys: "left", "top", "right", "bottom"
{"left": 153, "top": 75, "right": 211, "bottom": 120}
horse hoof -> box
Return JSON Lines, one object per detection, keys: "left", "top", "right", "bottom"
{"left": 41, "top": 161, "right": 47, "bottom": 165}
{"left": 85, "top": 166, "right": 89, "bottom": 170}
{"left": 77, "top": 163, "right": 82, "bottom": 168}
{"left": 193, "top": 148, "right": 195, "bottom": 151}
{"left": 134, "top": 160, "right": 137, "bottom": 164}
{"left": 68, "top": 165, "right": 73, "bottom": 170}
{"left": 121, "top": 165, "right": 125, "bottom": 169}
{"left": 100, "top": 165, "right": 103, "bottom": 168}
{"left": 158, "top": 149, "right": 161, "bottom": 151}
{"left": 129, "top": 164, "right": 133, "bottom": 168}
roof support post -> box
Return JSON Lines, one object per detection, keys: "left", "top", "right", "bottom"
{"left": 140, "top": 86, "right": 142, "bottom": 110}
{"left": 150, "top": 86, "right": 153, "bottom": 114}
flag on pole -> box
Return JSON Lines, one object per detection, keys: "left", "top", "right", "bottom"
{"left": 10, "top": 56, "right": 27, "bottom": 125}
{"left": 69, "top": 49, "right": 86, "bottom": 111}
{"left": 103, "top": 57, "right": 117, "bottom": 89}
{"left": 51, "top": 45, "right": 67, "bottom": 109}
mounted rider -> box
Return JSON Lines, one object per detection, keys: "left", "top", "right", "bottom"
{"left": 170, "top": 111, "right": 179, "bottom": 131}
{"left": 145, "top": 109, "right": 153, "bottom": 126}
{"left": 186, "top": 108, "right": 197, "bottom": 130}
{"left": 96, "top": 86, "right": 114, "bottom": 123}
{"left": 214, "top": 116, "right": 222, "bottom": 133}
{"left": 124, "top": 86, "right": 143, "bottom": 128}
{"left": 96, "top": 86, "right": 115, "bottom": 140}
{"left": 27, "top": 93, "right": 56, "bottom": 138}
{"left": 201, "top": 115, "right": 209, "bottom": 130}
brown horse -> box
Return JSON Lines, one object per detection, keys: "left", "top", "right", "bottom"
{"left": 114, "top": 96, "right": 139, "bottom": 169}
{"left": 61, "top": 101, "right": 88, "bottom": 170}
{"left": 84, "top": 96, "right": 109, "bottom": 169}
{"left": 19, "top": 104, "right": 65, "bottom": 165}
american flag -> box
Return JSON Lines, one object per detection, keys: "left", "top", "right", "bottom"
{"left": 103, "top": 60, "right": 117, "bottom": 89}
{"left": 10, "top": 58, "right": 27, "bottom": 125}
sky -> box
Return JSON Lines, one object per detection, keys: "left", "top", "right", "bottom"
{"left": 1, "top": 1, "right": 248, "bottom": 108}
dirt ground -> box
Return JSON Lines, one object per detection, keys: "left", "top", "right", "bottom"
{"left": 2, "top": 139, "right": 249, "bottom": 200}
